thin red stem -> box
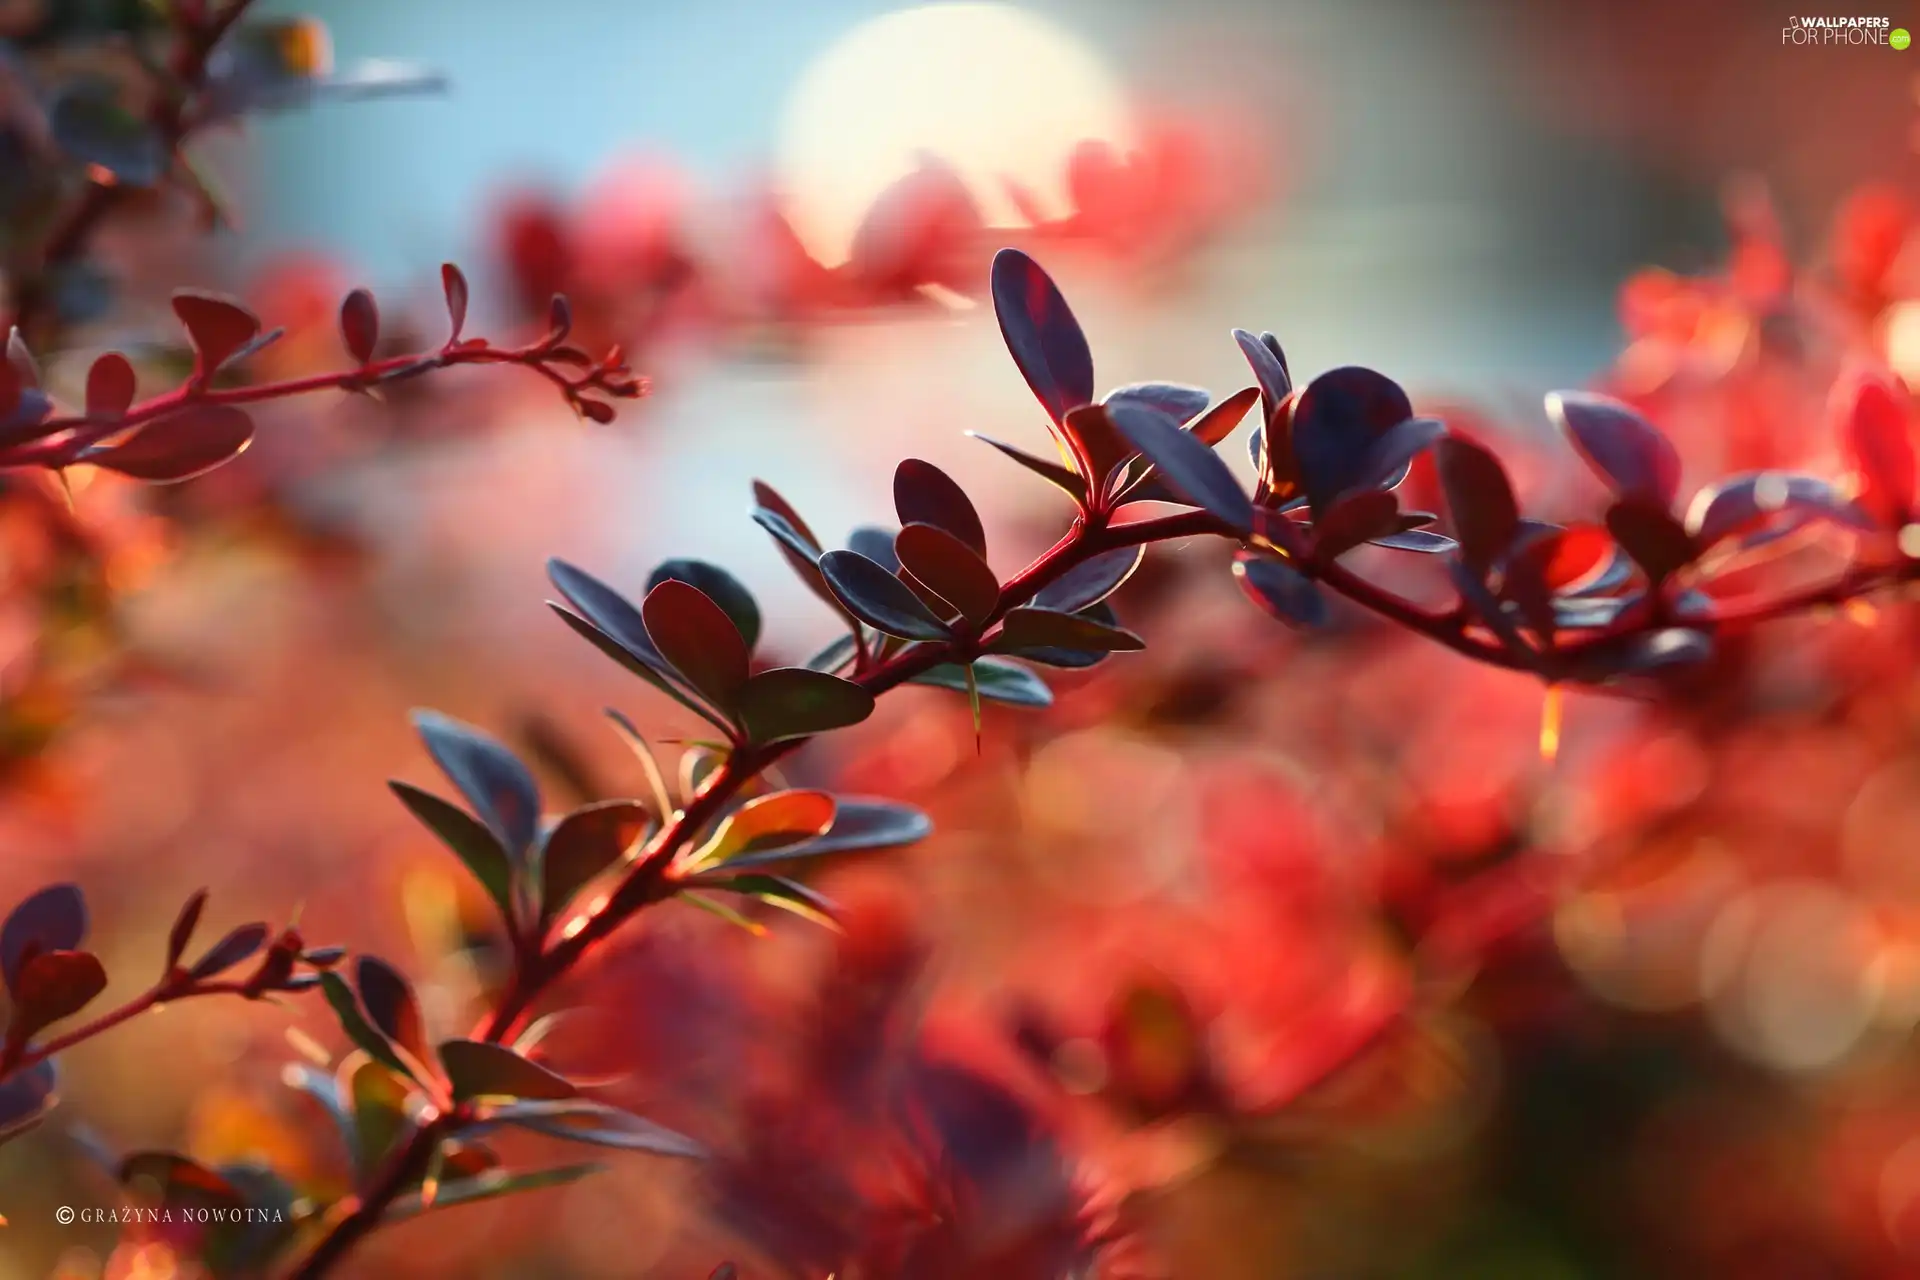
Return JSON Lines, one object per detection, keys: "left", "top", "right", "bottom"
{"left": 0, "top": 976, "right": 250, "bottom": 1082}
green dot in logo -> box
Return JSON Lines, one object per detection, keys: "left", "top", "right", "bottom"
{"left": 1895, "top": 27, "right": 1912, "bottom": 50}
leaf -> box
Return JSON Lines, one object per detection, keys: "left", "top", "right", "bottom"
{"left": 172, "top": 292, "right": 263, "bottom": 374}
{"left": 441, "top": 264, "right": 469, "bottom": 341}
{"left": 388, "top": 782, "right": 516, "bottom": 927}
{"left": 1547, "top": 391, "right": 1683, "bottom": 509}
{"left": 1108, "top": 400, "right": 1253, "bottom": 534}
{"left": 818, "top": 551, "right": 950, "bottom": 641}
{"left": 1, "top": 885, "right": 87, "bottom": 994}
{"left": 711, "top": 798, "right": 933, "bottom": 870}
{"left": 85, "top": 353, "right": 136, "bottom": 419}
{"left": 539, "top": 801, "right": 650, "bottom": 922}
{"left": 1060, "top": 403, "right": 1138, "bottom": 491}
{"left": 1103, "top": 382, "right": 1211, "bottom": 425}
{"left": 737, "top": 668, "right": 875, "bottom": 745}
{"left": 339, "top": 288, "right": 379, "bottom": 364}
{"left": 895, "top": 523, "right": 999, "bottom": 624}
{"left": 1435, "top": 437, "right": 1520, "bottom": 572}
{"left": 496, "top": 1099, "right": 705, "bottom": 1157}
{"left": 1832, "top": 367, "right": 1915, "bottom": 530}
{"left": 547, "top": 560, "right": 673, "bottom": 678}
{"left": 1448, "top": 558, "right": 1535, "bottom": 659}
{"left": 992, "top": 606, "right": 1144, "bottom": 654}
{"left": 990, "top": 248, "right": 1094, "bottom": 423}
{"left": 1289, "top": 367, "right": 1415, "bottom": 515}
{"left": 89, "top": 404, "right": 254, "bottom": 481}
{"left": 10, "top": 950, "right": 107, "bottom": 1040}
{"left": 349, "top": 1059, "right": 414, "bottom": 1181}
{"left": 1185, "top": 385, "right": 1261, "bottom": 447}
{"left": 410, "top": 710, "right": 543, "bottom": 859}
{"left": 1684, "top": 470, "right": 1876, "bottom": 549}
{"left": 548, "top": 606, "right": 729, "bottom": 734}
{"left": 1312, "top": 490, "right": 1402, "bottom": 561}
{"left": 1358, "top": 415, "right": 1447, "bottom": 494}
{"left": 119, "top": 1152, "right": 241, "bottom": 1205}
{"left": 639, "top": 579, "right": 750, "bottom": 713}
{"left": 385, "top": 1164, "right": 602, "bottom": 1219}
{"left": 165, "top": 890, "right": 208, "bottom": 970}
{"left": 646, "top": 560, "right": 762, "bottom": 653}
{"left": 1033, "top": 545, "right": 1144, "bottom": 613}
{"left": 1232, "top": 551, "right": 1326, "bottom": 628}
{"left": 914, "top": 658, "right": 1052, "bottom": 708}
{"left": 0, "top": 1060, "right": 57, "bottom": 1142}
{"left": 696, "top": 791, "right": 837, "bottom": 869}
{"left": 1606, "top": 500, "right": 1697, "bottom": 584}
{"left": 602, "top": 709, "right": 673, "bottom": 818}
{"left": 894, "top": 459, "right": 987, "bottom": 556}
{"left": 1371, "top": 528, "right": 1457, "bottom": 553}
{"left": 966, "top": 432, "right": 1086, "bottom": 502}
{"left": 1233, "top": 328, "right": 1293, "bottom": 417}
{"left": 692, "top": 873, "right": 840, "bottom": 932}
{"left": 354, "top": 957, "right": 430, "bottom": 1067}
{"left": 188, "top": 923, "right": 269, "bottom": 980}
{"left": 318, "top": 972, "right": 410, "bottom": 1077}
{"left": 439, "top": 1039, "right": 577, "bottom": 1103}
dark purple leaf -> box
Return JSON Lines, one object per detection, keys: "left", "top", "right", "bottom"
{"left": 722, "top": 797, "right": 933, "bottom": 865}
{"left": 1186, "top": 386, "right": 1261, "bottom": 447}
{"left": 495, "top": 1098, "right": 703, "bottom": 1156}
{"left": 1359, "top": 415, "right": 1447, "bottom": 493}
{"left": 1435, "top": 437, "right": 1520, "bottom": 572}
{"left": 1102, "top": 382, "right": 1210, "bottom": 424}
{"left": 1032, "top": 545, "right": 1144, "bottom": 613}
{"left": 165, "top": 890, "right": 208, "bottom": 970}
{"left": 187, "top": 923, "right": 269, "bottom": 980}
{"left": 355, "top": 956, "right": 429, "bottom": 1066}
{"left": 818, "top": 551, "right": 950, "bottom": 641}
{"left": 895, "top": 523, "right": 998, "bottom": 624}
{"left": 1312, "top": 490, "right": 1402, "bottom": 560}
{"left": 642, "top": 580, "right": 749, "bottom": 711}
{"left": 1290, "top": 366, "right": 1414, "bottom": 515}
{"left": 737, "top": 668, "right": 875, "bottom": 745}
{"left": 1447, "top": 558, "right": 1535, "bottom": 659}
{"left": 339, "top": 288, "right": 379, "bottom": 364}
{"left": 11, "top": 950, "right": 107, "bottom": 1040}
{"left": 647, "top": 559, "right": 761, "bottom": 652}
{"left": 85, "top": 352, "right": 136, "bottom": 419}
{"left": 913, "top": 659, "right": 1051, "bottom": 707}
{"left": 0, "top": 1060, "right": 57, "bottom": 1140}
{"left": 440, "top": 1039, "right": 577, "bottom": 1102}
{"left": 1, "top": 884, "right": 86, "bottom": 994}
{"left": 992, "top": 606, "right": 1143, "bottom": 654}
{"left": 171, "top": 292, "right": 262, "bottom": 374}
{"left": 966, "top": 431, "right": 1086, "bottom": 502}
{"left": 847, "top": 526, "right": 902, "bottom": 574}
{"left": 410, "top": 710, "right": 543, "bottom": 858}
{"left": 1231, "top": 551, "right": 1325, "bottom": 628}
{"left": 1108, "top": 401, "right": 1253, "bottom": 534}
{"left": 1605, "top": 500, "right": 1697, "bottom": 584}
{"left": 90, "top": 405, "right": 254, "bottom": 482}
{"left": 894, "top": 459, "right": 986, "bottom": 556}
{"left": 1371, "top": 528, "right": 1456, "bottom": 553}
{"left": 319, "top": 972, "right": 410, "bottom": 1077}
{"left": 1548, "top": 390, "right": 1683, "bottom": 508}
{"left": 441, "top": 263, "right": 469, "bottom": 341}
{"left": 990, "top": 248, "right": 1094, "bottom": 424}
{"left": 540, "top": 800, "right": 650, "bottom": 923}
{"left": 1233, "top": 328, "right": 1292, "bottom": 416}
{"left": 389, "top": 781, "right": 515, "bottom": 926}
{"left": 1684, "top": 471, "right": 1875, "bottom": 549}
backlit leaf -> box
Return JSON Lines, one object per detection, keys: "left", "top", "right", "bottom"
{"left": 819, "top": 551, "right": 950, "bottom": 640}
{"left": 646, "top": 560, "right": 761, "bottom": 652}
{"left": 89, "top": 404, "right": 254, "bottom": 481}
{"left": 1548, "top": 390, "right": 1683, "bottom": 509}
{"left": 355, "top": 957, "right": 429, "bottom": 1067}
{"left": 967, "top": 431, "right": 1086, "bottom": 501}
{"left": 894, "top": 459, "right": 986, "bottom": 556}
{"left": 1233, "top": 328, "right": 1292, "bottom": 417}
{"left": 187, "top": 923, "right": 269, "bottom": 981}
{"left": 388, "top": 782, "right": 516, "bottom": 927}
{"left": 319, "top": 972, "right": 410, "bottom": 1077}
{"left": 1232, "top": 550, "right": 1326, "bottom": 628}
{"left": 1108, "top": 400, "right": 1253, "bottom": 534}
{"left": 1103, "top": 382, "right": 1210, "bottom": 425}
{"left": 696, "top": 791, "right": 837, "bottom": 869}
{"left": 439, "top": 1039, "right": 577, "bottom": 1103}
{"left": 1606, "top": 500, "right": 1697, "bottom": 584}
{"left": 895, "top": 523, "right": 998, "bottom": 624}
{"left": 539, "top": 801, "right": 650, "bottom": 922}
{"left": 1290, "top": 366, "right": 1415, "bottom": 515}
{"left": 411, "top": 710, "right": 542, "bottom": 859}
{"left": 1, "top": 885, "right": 86, "bottom": 994}
{"left": 85, "top": 352, "right": 136, "bottom": 419}
{"left": 990, "top": 248, "right": 1093, "bottom": 424}
{"left": 1435, "top": 436, "right": 1520, "bottom": 572}
{"left": 914, "top": 658, "right": 1051, "bottom": 708}
{"left": 642, "top": 580, "right": 750, "bottom": 711}
{"left": 172, "top": 291, "right": 263, "bottom": 374}
{"left": 737, "top": 668, "right": 875, "bottom": 744}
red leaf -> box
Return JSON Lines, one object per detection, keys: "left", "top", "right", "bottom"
{"left": 1435, "top": 437, "right": 1520, "bottom": 571}
{"left": 11, "top": 949, "right": 107, "bottom": 1041}
{"left": 441, "top": 263, "right": 469, "bottom": 341}
{"left": 640, "top": 579, "right": 749, "bottom": 711}
{"left": 339, "top": 288, "right": 380, "bottom": 365}
{"left": 895, "top": 522, "right": 999, "bottom": 624}
{"left": 92, "top": 404, "right": 254, "bottom": 482}
{"left": 1834, "top": 367, "right": 1916, "bottom": 529}
{"left": 1605, "top": 499, "right": 1697, "bottom": 585}
{"left": 171, "top": 292, "right": 262, "bottom": 373}
{"left": 893, "top": 459, "right": 986, "bottom": 555}
{"left": 85, "top": 352, "right": 136, "bottom": 419}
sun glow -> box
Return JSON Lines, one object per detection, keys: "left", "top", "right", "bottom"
{"left": 774, "top": 3, "right": 1133, "bottom": 267}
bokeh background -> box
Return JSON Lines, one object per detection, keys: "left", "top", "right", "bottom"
{"left": 4, "top": 0, "right": 1920, "bottom": 1276}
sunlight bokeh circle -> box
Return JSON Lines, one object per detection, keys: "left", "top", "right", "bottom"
{"left": 774, "top": 2, "right": 1133, "bottom": 267}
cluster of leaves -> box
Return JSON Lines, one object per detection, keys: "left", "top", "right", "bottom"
{"left": 1, "top": 1, "right": 442, "bottom": 337}
{"left": 11, "top": 234, "right": 1919, "bottom": 1279}
{"left": 0, "top": 882, "right": 343, "bottom": 1148}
